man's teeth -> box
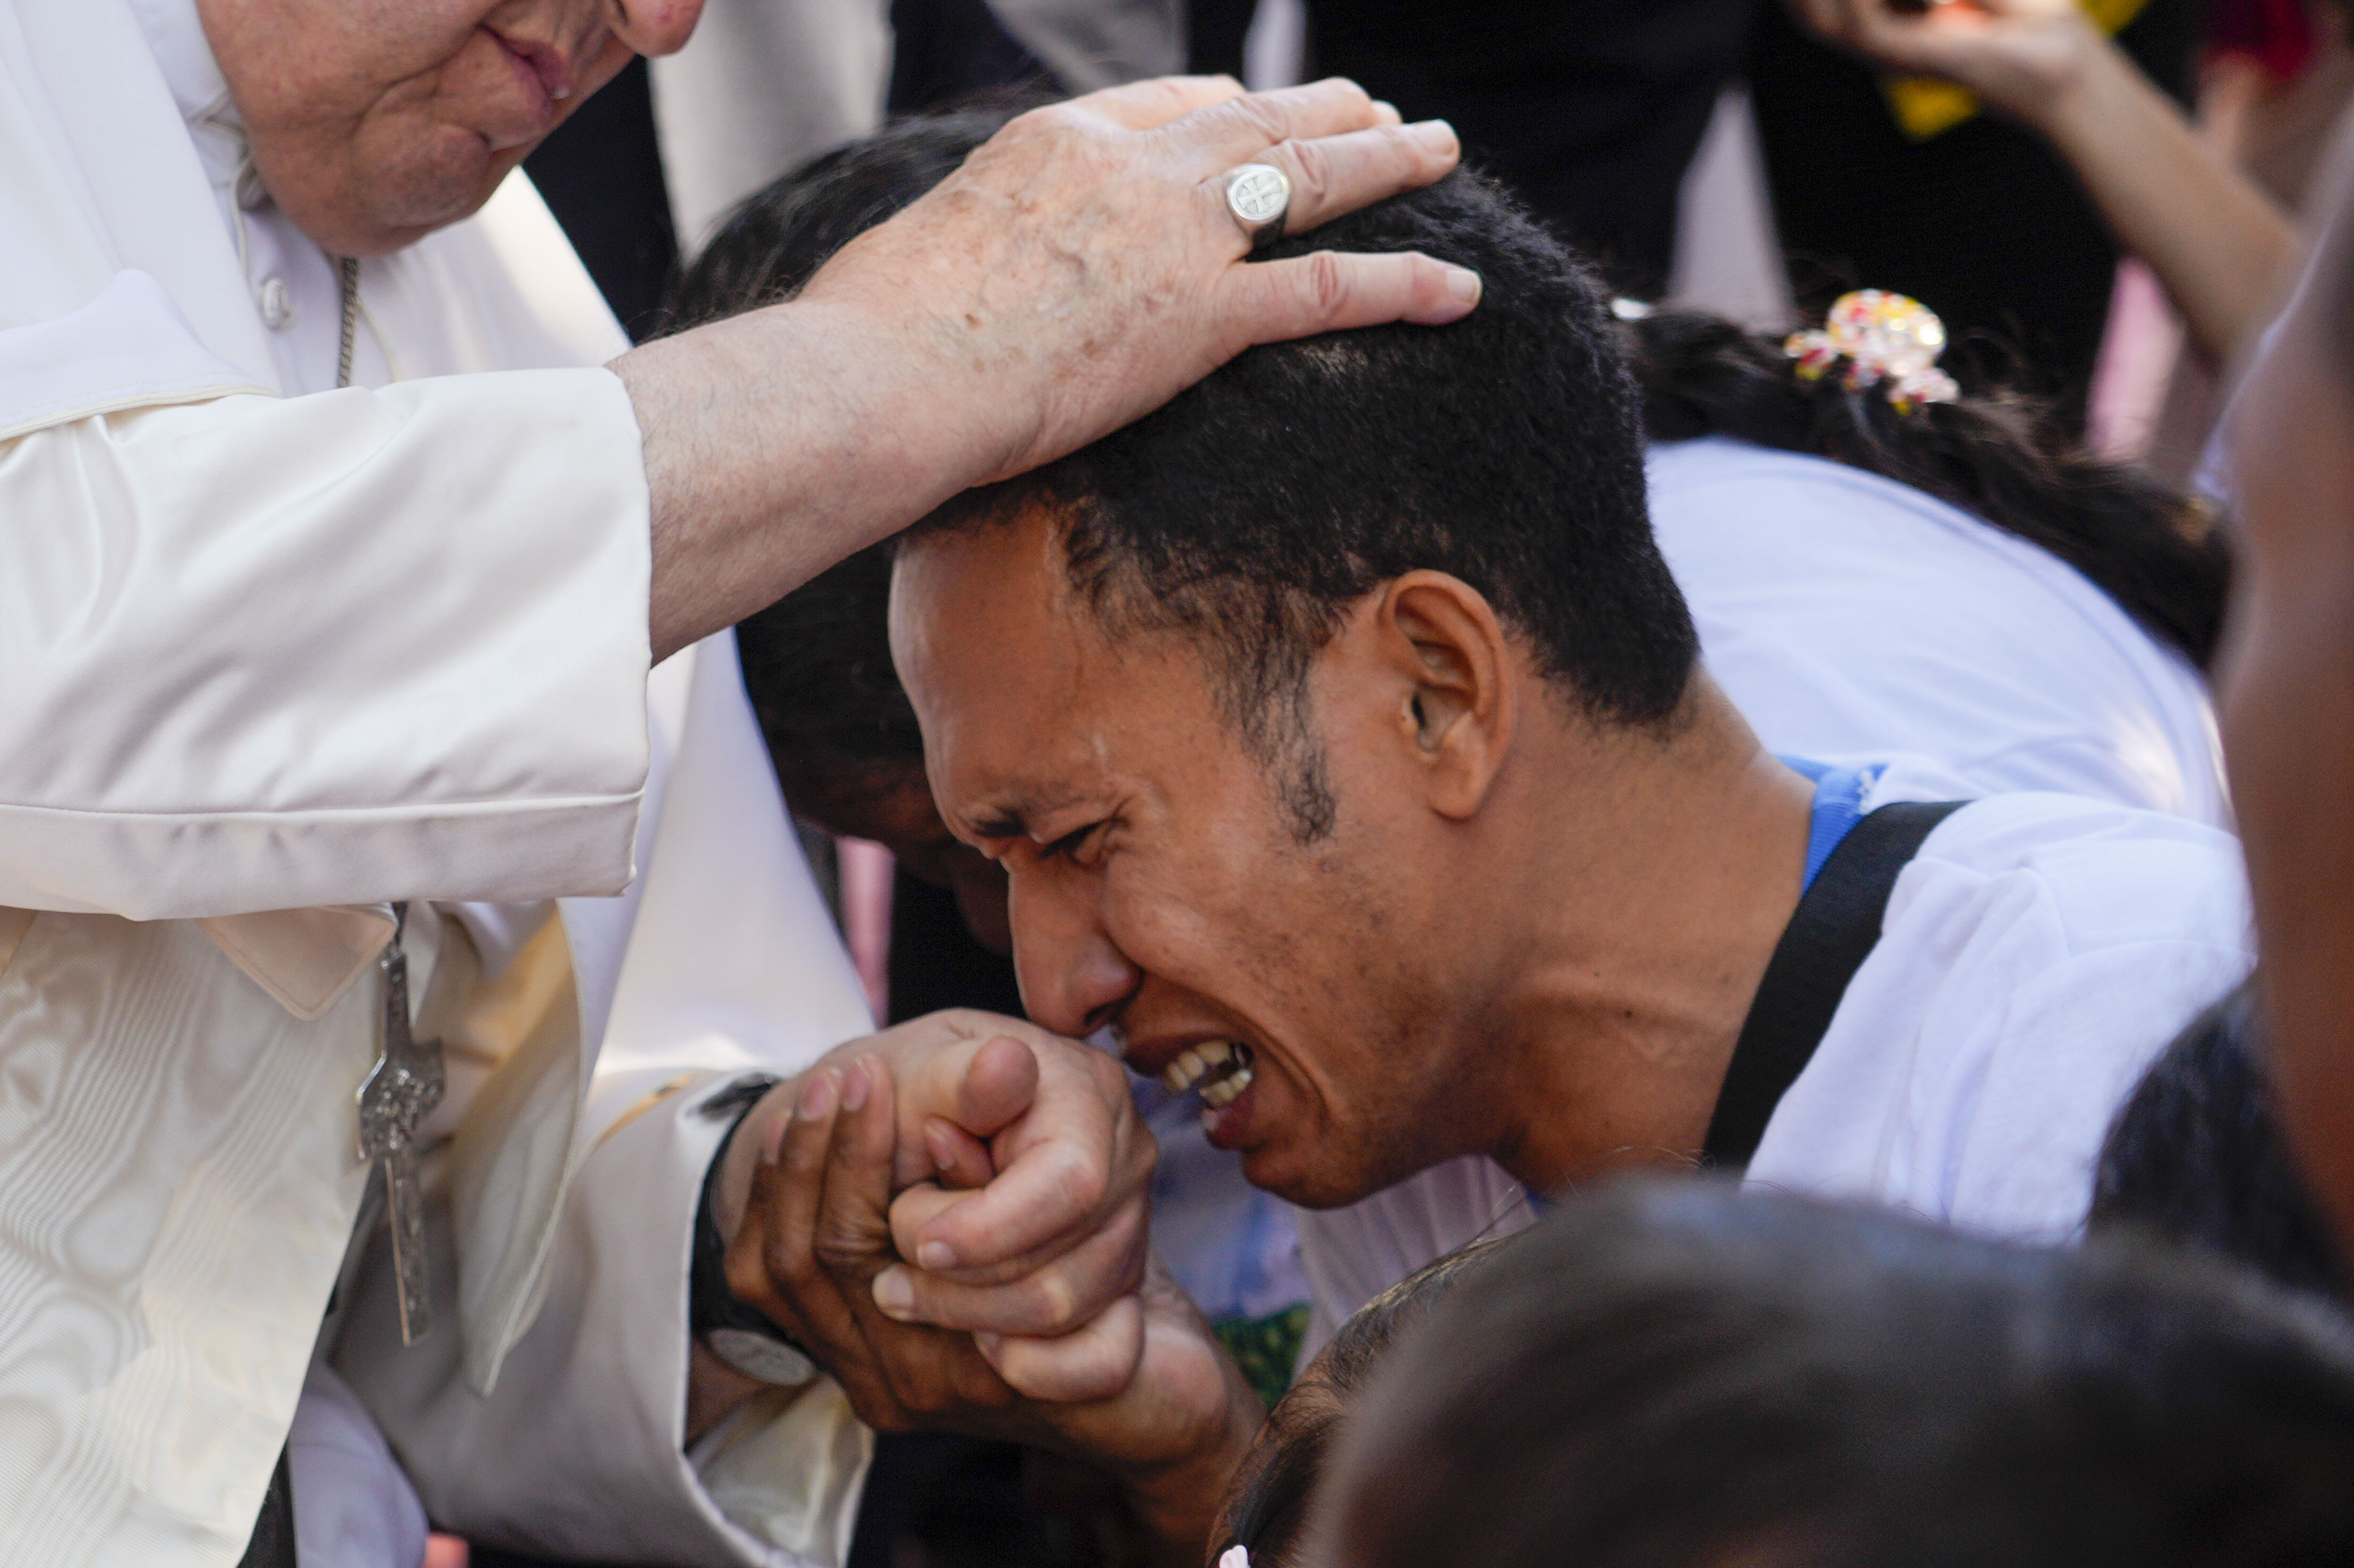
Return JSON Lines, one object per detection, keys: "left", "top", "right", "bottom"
{"left": 1199, "top": 1066, "right": 1252, "bottom": 1107}
{"left": 1162, "top": 1041, "right": 1232, "bottom": 1093}
{"left": 1162, "top": 1041, "right": 1255, "bottom": 1106}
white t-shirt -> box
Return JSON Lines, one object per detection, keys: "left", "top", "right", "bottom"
{"left": 1298, "top": 446, "right": 2238, "bottom": 1349}
{"left": 1295, "top": 759, "right": 2253, "bottom": 1352}
{"left": 1649, "top": 438, "right": 2229, "bottom": 828}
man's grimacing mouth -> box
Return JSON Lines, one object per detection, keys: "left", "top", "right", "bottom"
{"left": 1161, "top": 1039, "right": 1256, "bottom": 1108}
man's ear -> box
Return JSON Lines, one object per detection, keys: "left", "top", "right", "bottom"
{"left": 1378, "top": 570, "right": 1517, "bottom": 821}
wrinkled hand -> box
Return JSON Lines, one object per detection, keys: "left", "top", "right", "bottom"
{"left": 1787, "top": 0, "right": 2105, "bottom": 123}
{"left": 629, "top": 74, "right": 1472, "bottom": 661}
{"left": 729, "top": 1055, "right": 1261, "bottom": 1546}
{"left": 797, "top": 74, "right": 1473, "bottom": 489}
{"left": 715, "top": 1010, "right": 1156, "bottom": 1395}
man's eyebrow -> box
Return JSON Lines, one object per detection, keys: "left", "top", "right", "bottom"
{"left": 967, "top": 810, "right": 1028, "bottom": 842}
{"left": 962, "top": 786, "right": 1090, "bottom": 844}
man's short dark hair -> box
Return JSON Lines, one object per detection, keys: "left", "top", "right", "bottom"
{"left": 671, "top": 113, "right": 1698, "bottom": 831}
{"left": 732, "top": 541, "right": 922, "bottom": 775}
{"left": 925, "top": 169, "right": 1697, "bottom": 836}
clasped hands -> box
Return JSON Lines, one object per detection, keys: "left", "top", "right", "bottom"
{"left": 707, "top": 1010, "right": 1262, "bottom": 1545}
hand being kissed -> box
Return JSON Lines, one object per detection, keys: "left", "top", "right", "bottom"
{"left": 719, "top": 1013, "right": 1264, "bottom": 1548}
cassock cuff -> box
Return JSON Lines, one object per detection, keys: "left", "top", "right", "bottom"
{"left": 578, "top": 1071, "right": 872, "bottom": 1568}
{"left": 0, "top": 369, "right": 654, "bottom": 918}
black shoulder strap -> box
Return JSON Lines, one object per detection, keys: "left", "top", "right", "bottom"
{"left": 1702, "top": 800, "right": 1967, "bottom": 1171}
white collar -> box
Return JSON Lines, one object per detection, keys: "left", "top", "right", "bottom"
{"left": 122, "top": 0, "right": 268, "bottom": 205}
{"left": 123, "top": 0, "right": 229, "bottom": 125}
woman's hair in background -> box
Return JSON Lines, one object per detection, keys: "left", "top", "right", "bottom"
{"left": 1214, "top": 1239, "right": 1508, "bottom": 1568}
{"left": 731, "top": 538, "right": 922, "bottom": 776}
{"left": 1322, "top": 1181, "right": 2354, "bottom": 1568}
{"left": 1626, "top": 308, "right": 2232, "bottom": 669}
{"left": 2091, "top": 978, "right": 2349, "bottom": 1298}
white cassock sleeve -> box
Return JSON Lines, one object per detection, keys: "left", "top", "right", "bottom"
{"left": 0, "top": 371, "right": 654, "bottom": 919}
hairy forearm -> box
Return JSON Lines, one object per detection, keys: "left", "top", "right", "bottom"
{"left": 2033, "top": 32, "right": 2298, "bottom": 360}
{"left": 620, "top": 300, "right": 1019, "bottom": 664}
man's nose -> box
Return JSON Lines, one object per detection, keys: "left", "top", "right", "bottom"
{"left": 1009, "top": 879, "right": 1140, "bottom": 1039}
{"left": 609, "top": 0, "right": 704, "bottom": 56}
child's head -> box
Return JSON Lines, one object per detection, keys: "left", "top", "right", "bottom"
{"left": 1214, "top": 1238, "right": 1508, "bottom": 1568}
{"left": 2091, "top": 978, "right": 2348, "bottom": 1298}
{"left": 1309, "top": 1181, "right": 2354, "bottom": 1568}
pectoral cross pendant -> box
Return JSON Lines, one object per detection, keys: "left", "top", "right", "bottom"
{"left": 357, "top": 907, "right": 446, "bottom": 1345}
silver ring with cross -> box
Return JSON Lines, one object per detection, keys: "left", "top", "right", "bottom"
{"left": 1222, "top": 163, "right": 1292, "bottom": 251}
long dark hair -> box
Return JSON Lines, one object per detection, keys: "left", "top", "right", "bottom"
{"left": 1628, "top": 307, "right": 2231, "bottom": 669}
{"left": 1215, "top": 1237, "right": 1510, "bottom": 1568}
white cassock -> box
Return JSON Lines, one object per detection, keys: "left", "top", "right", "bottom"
{"left": 1, "top": 3, "right": 876, "bottom": 1564}
{"left": 1293, "top": 437, "right": 2242, "bottom": 1354}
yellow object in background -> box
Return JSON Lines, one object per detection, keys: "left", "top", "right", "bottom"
{"left": 1884, "top": 0, "right": 2151, "bottom": 139}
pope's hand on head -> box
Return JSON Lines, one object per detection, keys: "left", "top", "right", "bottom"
{"left": 791, "top": 75, "right": 1478, "bottom": 486}
{"left": 621, "top": 75, "right": 1477, "bottom": 662}
{"left": 714, "top": 1009, "right": 1156, "bottom": 1369}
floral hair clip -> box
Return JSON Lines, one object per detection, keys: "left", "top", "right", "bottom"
{"left": 1783, "top": 289, "right": 1959, "bottom": 414}
{"left": 1219, "top": 1547, "right": 1252, "bottom": 1568}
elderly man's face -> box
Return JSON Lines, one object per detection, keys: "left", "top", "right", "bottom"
{"left": 198, "top": 0, "right": 703, "bottom": 257}
{"left": 893, "top": 510, "right": 1501, "bottom": 1208}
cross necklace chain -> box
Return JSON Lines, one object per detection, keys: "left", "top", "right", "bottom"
{"left": 327, "top": 260, "right": 445, "bottom": 1347}
{"left": 357, "top": 902, "right": 447, "bottom": 1344}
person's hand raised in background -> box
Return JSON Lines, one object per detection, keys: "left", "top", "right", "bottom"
{"left": 1787, "top": 0, "right": 2298, "bottom": 360}
{"left": 1787, "top": 0, "right": 2105, "bottom": 120}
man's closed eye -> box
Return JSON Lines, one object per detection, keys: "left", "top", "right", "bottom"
{"left": 1040, "top": 822, "right": 1107, "bottom": 864}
